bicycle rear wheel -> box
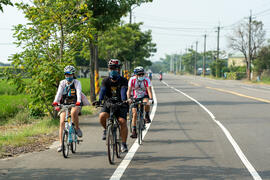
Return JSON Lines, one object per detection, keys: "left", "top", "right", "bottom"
{"left": 107, "top": 126, "right": 115, "bottom": 164}
{"left": 138, "top": 112, "right": 143, "bottom": 145}
{"left": 129, "top": 106, "right": 133, "bottom": 132}
{"left": 62, "top": 130, "right": 69, "bottom": 158}
{"left": 115, "top": 125, "right": 121, "bottom": 158}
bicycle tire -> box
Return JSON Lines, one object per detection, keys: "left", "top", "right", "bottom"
{"left": 115, "top": 125, "right": 121, "bottom": 158}
{"left": 138, "top": 112, "right": 143, "bottom": 145}
{"left": 71, "top": 133, "right": 76, "bottom": 153}
{"left": 62, "top": 130, "right": 69, "bottom": 158}
{"left": 129, "top": 106, "right": 133, "bottom": 132}
{"left": 107, "top": 126, "right": 115, "bottom": 164}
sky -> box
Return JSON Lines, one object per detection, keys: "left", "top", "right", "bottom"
{"left": 1, "top": 0, "right": 270, "bottom": 64}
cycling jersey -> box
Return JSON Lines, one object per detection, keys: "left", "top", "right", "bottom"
{"left": 128, "top": 76, "right": 151, "bottom": 99}
{"left": 54, "top": 79, "right": 82, "bottom": 105}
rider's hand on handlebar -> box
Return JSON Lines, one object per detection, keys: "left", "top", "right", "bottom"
{"left": 55, "top": 106, "right": 60, "bottom": 112}
{"left": 92, "top": 100, "right": 101, "bottom": 107}
{"left": 149, "top": 99, "right": 154, "bottom": 105}
{"left": 127, "top": 98, "right": 132, "bottom": 104}
{"left": 52, "top": 102, "right": 58, "bottom": 106}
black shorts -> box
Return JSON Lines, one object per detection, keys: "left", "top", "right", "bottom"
{"left": 132, "top": 95, "right": 149, "bottom": 109}
{"left": 101, "top": 104, "right": 129, "bottom": 120}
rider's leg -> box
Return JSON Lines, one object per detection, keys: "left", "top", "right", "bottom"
{"left": 132, "top": 107, "right": 137, "bottom": 127}
{"left": 143, "top": 98, "right": 151, "bottom": 123}
{"left": 71, "top": 106, "right": 80, "bottom": 130}
{"left": 59, "top": 112, "right": 66, "bottom": 145}
{"left": 131, "top": 107, "right": 138, "bottom": 138}
{"left": 99, "top": 112, "right": 109, "bottom": 129}
{"left": 118, "top": 117, "right": 128, "bottom": 143}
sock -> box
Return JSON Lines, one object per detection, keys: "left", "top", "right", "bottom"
{"left": 132, "top": 126, "right": 136, "bottom": 130}
{"left": 122, "top": 142, "right": 126, "bottom": 146}
{"left": 146, "top": 112, "right": 149, "bottom": 116}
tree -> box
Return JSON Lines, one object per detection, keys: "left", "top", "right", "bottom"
{"left": 228, "top": 20, "right": 265, "bottom": 80}
{"left": 0, "top": 0, "right": 13, "bottom": 12}
{"left": 6, "top": 0, "right": 90, "bottom": 117}
{"left": 83, "top": 0, "right": 153, "bottom": 102}
{"left": 254, "top": 44, "right": 270, "bottom": 75}
{"left": 99, "top": 23, "right": 156, "bottom": 70}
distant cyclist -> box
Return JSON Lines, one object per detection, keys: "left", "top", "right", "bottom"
{"left": 148, "top": 71, "right": 152, "bottom": 81}
{"left": 159, "top": 71, "right": 163, "bottom": 81}
{"left": 52, "top": 65, "right": 89, "bottom": 152}
{"left": 95, "top": 59, "right": 129, "bottom": 152}
{"left": 127, "top": 66, "right": 153, "bottom": 138}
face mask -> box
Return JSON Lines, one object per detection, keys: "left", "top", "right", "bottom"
{"left": 66, "top": 77, "right": 74, "bottom": 82}
{"left": 109, "top": 70, "right": 119, "bottom": 80}
{"left": 138, "top": 76, "right": 145, "bottom": 81}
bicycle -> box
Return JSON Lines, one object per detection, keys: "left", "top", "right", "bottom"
{"left": 131, "top": 98, "right": 147, "bottom": 145}
{"left": 58, "top": 104, "right": 82, "bottom": 158}
{"left": 96, "top": 98, "right": 123, "bottom": 165}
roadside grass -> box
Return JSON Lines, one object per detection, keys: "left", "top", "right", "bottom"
{"left": 0, "top": 95, "right": 30, "bottom": 125}
{"left": 0, "top": 116, "right": 58, "bottom": 157}
{"left": 81, "top": 105, "right": 97, "bottom": 115}
{"left": 0, "top": 80, "right": 20, "bottom": 95}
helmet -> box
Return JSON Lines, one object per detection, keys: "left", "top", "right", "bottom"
{"left": 108, "top": 59, "right": 121, "bottom": 68}
{"left": 64, "top": 65, "right": 76, "bottom": 74}
{"left": 134, "top": 66, "right": 144, "bottom": 75}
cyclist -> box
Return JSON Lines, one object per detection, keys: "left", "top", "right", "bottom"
{"left": 127, "top": 66, "right": 153, "bottom": 138}
{"left": 159, "top": 71, "right": 163, "bottom": 81}
{"left": 95, "top": 59, "right": 129, "bottom": 152}
{"left": 148, "top": 71, "right": 152, "bottom": 81}
{"left": 52, "top": 65, "right": 84, "bottom": 152}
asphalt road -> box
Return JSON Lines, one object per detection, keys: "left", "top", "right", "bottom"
{"left": 1, "top": 74, "right": 270, "bottom": 180}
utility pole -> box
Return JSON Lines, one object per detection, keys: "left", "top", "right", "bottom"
{"left": 179, "top": 53, "right": 182, "bottom": 73}
{"left": 194, "top": 41, "right": 198, "bottom": 76}
{"left": 216, "top": 26, "right": 220, "bottom": 77}
{"left": 203, "top": 34, "right": 207, "bottom": 77}
{"left": 248, "top": 10, "right": 252, "bottom": 80}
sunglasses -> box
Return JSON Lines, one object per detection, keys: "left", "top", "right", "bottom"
{"left": 137, "top": 74, "right": 144, "bottom": 76}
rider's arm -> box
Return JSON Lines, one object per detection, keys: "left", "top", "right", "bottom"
{"left": 127, "top": 78, "right": 132, "bottom": 99}
{"left": 99, "top": 79, "right": 107, "bottom": 101}
{"left": 147, "top": 86, "right": 153, "bottom": 99}
{"left": 75, "top": 80, "right": 82, "bottom": 103}
{"left": 53, "top": 80, "right": 65, "bottom": 103}
{"left": 121, "top": 86, "right": 128, "bottom": 101}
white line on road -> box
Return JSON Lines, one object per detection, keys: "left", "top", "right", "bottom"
{"left": 162, "top": 81, "right": 262, "bottom": 180}
{"left": 110, "top": 86, "right": 157, "bottom": 180}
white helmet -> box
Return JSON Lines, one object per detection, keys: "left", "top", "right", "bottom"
{"left": 64, "top": 65, "right": 76, "bottom": 74}
{"left": 134, "top": 66, "right": 144, "bottom": 75}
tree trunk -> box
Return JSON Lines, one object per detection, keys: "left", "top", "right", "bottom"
{"left": 89, "top": 40, "right": 96, "bottom": 103}
{"left": 59, "top": 17, "right": 64, "bottom": 62}
{"left": 94, "top": 34, "right": 100, "bottom": 95}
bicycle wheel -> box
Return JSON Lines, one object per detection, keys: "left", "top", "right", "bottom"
{"left": 107, "top": 126, "right": 115, "bottom": 164}
{"left": 62, "top": 130, "right": 69, "bottom": 158}
{"left": 70, "top": 132, "right": 76, "bottom": 153}
{"left": 115, "top": 125, "right": 121, "bottom": 158}
{"left": 129, "top": 106, "right": 133, "bottom": 132}
{"left": 138, "top": 112, "right": 143, "bottom": 145}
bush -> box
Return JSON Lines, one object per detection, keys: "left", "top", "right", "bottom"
{"left": 226, "top": 72, "right": 246, "bottom": 80}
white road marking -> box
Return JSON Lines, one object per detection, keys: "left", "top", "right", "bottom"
{"left": 162, "top": 81, "right": 262, "bottom": 180}
{"left": 110, "top": 86, "right": 157, "bottom": 180}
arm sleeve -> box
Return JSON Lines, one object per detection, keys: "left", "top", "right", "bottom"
{"left": 53, "top": 80, "right": 65, "bottom": 103}
{"left": 121, "top": 87, "right": 128, "bottom": 101}
{"left": 99, "top": 79, "right": 107, "bottom": 101}
{"left": 121, "top": 78, "right": 128, "bottom": 101}
{"left": 75, "top": 80, "right": 82, "bottom": 103}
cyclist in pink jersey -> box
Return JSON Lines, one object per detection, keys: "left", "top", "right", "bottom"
{"left": 127, "top": 66, "right": 153, "bottom": 138}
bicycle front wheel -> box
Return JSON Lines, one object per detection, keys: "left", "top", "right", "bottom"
{"left": 71, "top": 133, "right": 77, "bottom": 153}
{"left": 138, "top": 112, "right": 143, "bottom": 145}
{"left": 62, "top": 130, "right": 69, "bottom": 158}
{"left": 115, "top": 125, "right": 121, "bottom": 158}
{"left": 107, "top": 126, "right": 115, "bottom": 164}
